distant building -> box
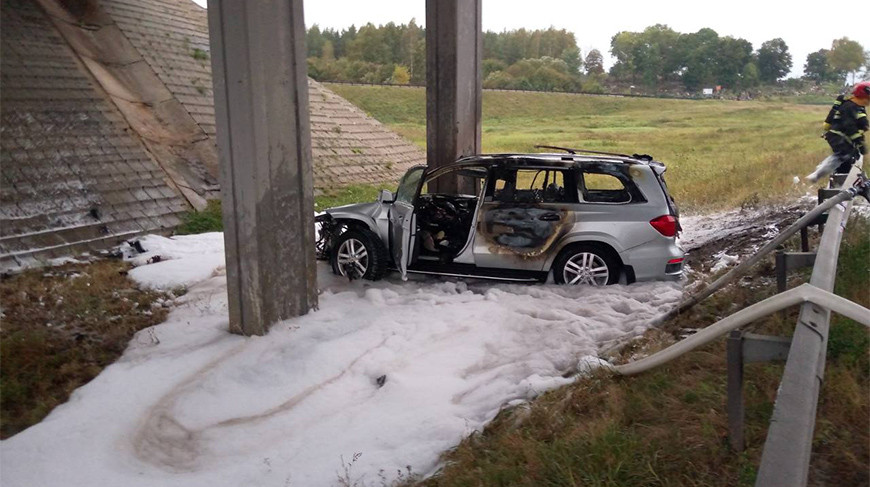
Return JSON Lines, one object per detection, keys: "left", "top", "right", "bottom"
{"left": 1, "top": 0, "right": 425, "bottom": 269}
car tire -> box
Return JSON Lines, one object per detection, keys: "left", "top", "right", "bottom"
{"left": 330, "top": 228, "right": 389, "bottom": 281}
{"left": 552, "top": 243, "right": 621, "bottom": 286}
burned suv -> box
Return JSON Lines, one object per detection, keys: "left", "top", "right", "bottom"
{"left": 315, "top": 147, "right": 684, "bottom": 285}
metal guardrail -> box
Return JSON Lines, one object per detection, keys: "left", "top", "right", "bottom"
{"left": 607, "top": 159, "right": 869, "bottom": 486}
{"left": 754, "top": 162, "right": 866, "bottom": 486}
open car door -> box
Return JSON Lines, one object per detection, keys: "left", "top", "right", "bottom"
{"left": 389, "top": 166, "right": 425, "bottom": 279}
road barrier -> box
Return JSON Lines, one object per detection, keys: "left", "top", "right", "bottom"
{"left": 607, "top": 158, "right": 868, "bottom": 487}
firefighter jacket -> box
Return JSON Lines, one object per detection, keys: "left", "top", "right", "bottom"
{"left": 824, "top": 95, "right": 868, "bottom": 154}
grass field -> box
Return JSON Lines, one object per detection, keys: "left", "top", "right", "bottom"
{"left": 327, "top": 84, "right": 833, "bottom": 211}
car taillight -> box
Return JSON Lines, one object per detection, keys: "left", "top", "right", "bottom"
{"left": 650, "top": 215, "right": 678, "bottom": 237}
{"left": 665, "top": 257, "right": 684, "bottom": 274}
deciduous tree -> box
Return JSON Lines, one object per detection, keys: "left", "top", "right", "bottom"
{"left": 804, "top": 49, "right": 836, "bottom": 83}
{"left": 828, "top": 37, "right": 866, "bottom": 84}
{"left": 756, "top": 38, "right": 792, "bottom": 83}
{"left": 584, "top": 49, "right": 605, "bottom": 75}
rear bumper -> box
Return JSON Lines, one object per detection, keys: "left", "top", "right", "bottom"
{"left": 620, "top": 240, "right": 684, "bottom": 282}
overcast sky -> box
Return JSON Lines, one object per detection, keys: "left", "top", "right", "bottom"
{"left": 197, "top": 1, "right": 869, "bottom": 78}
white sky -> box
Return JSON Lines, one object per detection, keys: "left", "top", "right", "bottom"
{"left": 194, "top": 1, "right": 868, "bottom": 78}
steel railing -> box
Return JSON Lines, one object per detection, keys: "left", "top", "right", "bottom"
{"left": 605, "top": 158, "right": 869, "bottom": 486}
{"left": 754, "top": 161, "right": 867, "bottom": 486}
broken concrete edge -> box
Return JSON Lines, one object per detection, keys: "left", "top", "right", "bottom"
{"left": 0, "top": 225, "right": 176, "bottom": 276}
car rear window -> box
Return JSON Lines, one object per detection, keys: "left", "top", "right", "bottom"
{"left": 577, "top": 162, "right": 646, "bottom": 204}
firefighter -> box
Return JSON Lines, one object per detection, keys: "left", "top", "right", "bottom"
{"left": 823, "top": 81, "right": 869, "bottom": 174}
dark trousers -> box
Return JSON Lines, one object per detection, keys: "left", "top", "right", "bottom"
{"left": 824, "top": 132, "right": 859, "bottom": 173}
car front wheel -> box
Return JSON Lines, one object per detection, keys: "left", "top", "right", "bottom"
{"left": 553, "top": 244, "right": 620, "bottom": 286}
{"left": 330, "top": 228, "right": 389, "bottom": 281}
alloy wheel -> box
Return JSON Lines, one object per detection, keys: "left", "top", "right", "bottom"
{"left": 336, "top": 238, "right": 368, "bottom": 278}
{"left": 562, "top": 252, "right": 609, "bottom": 286}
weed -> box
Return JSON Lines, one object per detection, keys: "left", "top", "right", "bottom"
{"left": 176, "top": 199, "right": 223, "bottom": 235}
{"left": 336, "top": 452, "right": 364, "bottom": 487}
{"left": 191, "top": 48, "right": 209, "bottom": 61}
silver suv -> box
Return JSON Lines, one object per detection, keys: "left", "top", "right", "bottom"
{"left": 315, "top": 147, "right": 684, "bottom": 285}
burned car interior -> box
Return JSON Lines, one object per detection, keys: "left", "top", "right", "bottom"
{"left": 416, "top": 193, "right": 476, "bottom": 258}
{"left": 415, "top": 167, "right": 484, "bottom": 260}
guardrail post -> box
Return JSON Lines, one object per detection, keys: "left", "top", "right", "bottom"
{"left": 815, "top": 188, "right": 839, "bottom": 234}
{"left": 776, "top": 249, "right": 816, "bottom": 320}
{"left": 727, "top": 330, "right": 745, "bottom": 452}
{"left": 775, "top": 248, "right": 787, "bottom": 294}
{"left": 728, "top": 331, "right": 794, "bottom": 453}
{"left": 799, "top": 227, "right": 809, "bottom": 252}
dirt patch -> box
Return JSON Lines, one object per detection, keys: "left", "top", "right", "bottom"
{"left": 680, "top": 203, "right": 812, "bottom": 275}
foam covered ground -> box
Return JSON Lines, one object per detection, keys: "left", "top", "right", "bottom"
{"left": 2, "top": 232, "right": 684, "bottom": 487}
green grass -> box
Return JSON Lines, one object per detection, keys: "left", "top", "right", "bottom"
{"left": 176, "top": 199, "right": 223, "bottom": 235}
{"left": 191, "top": 48, "right": 208, "bottom": 61}
{"left": 174, "top": 185, "right": 396, "bottom": 235}
{"left": 328, "top": 84, "right": 832, "bottom": 211}
{"left": 315, "top": 183, "right": 393, "bottom": 210}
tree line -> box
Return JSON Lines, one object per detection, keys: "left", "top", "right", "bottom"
{"left": 609, "top": 25, "right": 866, "bottom": 90}
{"left": 306, "top": 21, "right": 868, "bottom": 94}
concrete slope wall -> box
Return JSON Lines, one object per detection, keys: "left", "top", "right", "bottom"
{"left": 101, "top": 0, "right": 426, "bottom": 187}
{"left": 1, "top": 0, "right": 425, "bottom": 269}
{"left": 0, "top": 0, "right": 189, "bottom": 269}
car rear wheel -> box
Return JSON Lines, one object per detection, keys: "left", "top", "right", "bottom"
{"left": 330, "top": 228, "right": 389, "bottom": 281}
{"left": 553, "top": 244, "right": 620, "bottom": 286}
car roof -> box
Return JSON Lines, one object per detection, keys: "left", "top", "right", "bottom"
{"left": 453, "top": 152, "right": 661, "bottom": 168}
{"left": 421, "top": 150, "right": 667, "bottom": 182}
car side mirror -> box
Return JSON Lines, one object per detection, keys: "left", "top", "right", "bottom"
{"left": 378, "top": 189, "right": 395, "bottom": 203}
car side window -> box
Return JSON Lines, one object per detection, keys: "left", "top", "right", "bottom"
{"left": 395, "top": 166, "right": 425, "bottom": 204}
{"left": 490, "top": 168, "right": 572, "bottom": 203}
{"left": 579, "top": 170, "right": 631, "bottom": 203}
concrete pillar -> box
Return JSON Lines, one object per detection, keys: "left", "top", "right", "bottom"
{"left": 207, "top": 0, "right": 317, "bottom": 336}
{"left": 425, "top": 0, "right": 482, "bottom": 195}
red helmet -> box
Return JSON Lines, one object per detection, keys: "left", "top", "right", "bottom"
{"left": 853, "top": 81, "right": 870, "bottom": 98}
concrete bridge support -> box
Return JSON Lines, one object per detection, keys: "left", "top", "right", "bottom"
{"left": 425, "top": 0, "right": 483, "bottom": 195}
{"left": 207, "top": 0, "right": 317, "bottom": 335}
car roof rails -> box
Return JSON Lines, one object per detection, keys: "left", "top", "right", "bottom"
{"left": 534, "top": 145, "right": 635, "bottom": 159}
